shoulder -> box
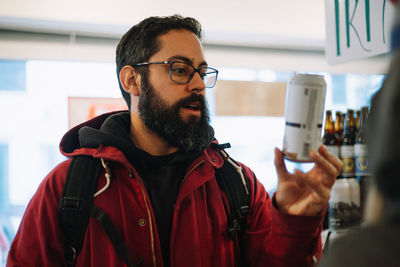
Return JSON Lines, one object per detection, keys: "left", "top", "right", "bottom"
{"left": 34, "top": 159, "right": 72, "bottom": 203}
{"left": 205, "top": 141, "right": 270, "bottom": 203}
{"left": 231, "top": 159, "right": 266, "bottom": 194}
{"left": 222, "top": 153, "right": 270, "bottom": 207}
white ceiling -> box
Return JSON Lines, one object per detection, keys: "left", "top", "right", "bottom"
{"left": 0, "top": 0, "right": 392, "bottom": 74}
{"left": 0, "top": 0, "right": 326, "bottom": 50}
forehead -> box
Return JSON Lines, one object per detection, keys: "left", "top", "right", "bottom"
{"left": 152, "top": 29, "right": 206, "bottom": 66}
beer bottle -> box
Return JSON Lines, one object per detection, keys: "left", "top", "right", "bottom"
{"left": 355, "top": 107, "right": 368, "bottom": 143}
{"left": 339, "top": 111, "right": 345, "bottom": 140}
{"left": 329, "top": 110, "right": 353, "bottom": 231}
{"left": 341, "top": 109, "right": 356, "bottom": 177}
{"left": 341, "top": 109, "right": 360, "bottom": 227}
{"left": 355, "top": 110, "right": 361, "bottom": 131}
{"left": 322, "top": 110, "right": 340, "bottom": 230}
{"left": 334, "top": 111, "right": 343, "bottom": 146}
{"left": 355, "top": 106, "right": 370, "bottom": 220}
{"left": 335, "top": 111, "right": 343, "bottom": 179}
{"left": 322, "top": 110, "right": 340, "bottom": 157}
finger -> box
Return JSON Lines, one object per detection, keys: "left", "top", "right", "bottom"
{"left": 318, "top": 145, "right": 343, "bottom": 176}
{"left": 310, "top": 150, "right": 338, "bottom": 183}
{"left": 274, "top": 147, "right": 290, "bottom": 181}
{"left": 294, "top": 169, "right": 330, "bottom": 200}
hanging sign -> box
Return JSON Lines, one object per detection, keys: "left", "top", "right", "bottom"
{"left": 325, "top": 0, "right": 396, "bottom": 65}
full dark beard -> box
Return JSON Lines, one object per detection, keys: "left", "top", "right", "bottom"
{"left": 138, "top": 77, "right": 214, "bottom": 154}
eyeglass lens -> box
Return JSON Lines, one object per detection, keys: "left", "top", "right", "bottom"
{"left": 170, "top": 62, "right": 217, "bottom": 88}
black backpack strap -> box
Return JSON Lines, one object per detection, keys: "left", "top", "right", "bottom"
{"left": 59, "top": 156, "right": 143, "bottom": 267}
{"left": 213, "top": 143, "right": 250, "bottom": 241}
{"left": 91, "top": 206, "right": 143, "bottom": 267}
{"left": 59, "top": 155, "right": 102, "bottom": 266}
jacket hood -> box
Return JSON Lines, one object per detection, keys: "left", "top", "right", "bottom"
{"left": 60, "top": 110, "right": 127, "bottom": 155}
{"left": 60, "top": 111, "right": 218, "bottom": 167}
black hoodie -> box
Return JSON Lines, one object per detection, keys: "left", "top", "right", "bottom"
{"left": 75, "top": 111, "right": 210, "bottom": 266}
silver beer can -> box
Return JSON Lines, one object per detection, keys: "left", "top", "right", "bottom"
{"left": 283, "top": 73, "right": 327, "bottom": 162}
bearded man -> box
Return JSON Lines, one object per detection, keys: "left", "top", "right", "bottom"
{"left": 8, "top": 15, "right": 342, "bottom": 267}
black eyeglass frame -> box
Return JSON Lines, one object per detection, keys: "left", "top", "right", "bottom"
{"left": 130, "top": 61, "right": 219, "bottom": 88}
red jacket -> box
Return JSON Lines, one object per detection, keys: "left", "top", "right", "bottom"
{"left": 7, "top": 112, "right": 323, "bottom": 267}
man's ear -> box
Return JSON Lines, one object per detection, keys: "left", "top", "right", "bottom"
{"left": 119, "top": 65, "right": 141, "bottom": 96}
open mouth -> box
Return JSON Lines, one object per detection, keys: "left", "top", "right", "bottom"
{"left": 183, "top": 101, "right": 201, "bottom": 111}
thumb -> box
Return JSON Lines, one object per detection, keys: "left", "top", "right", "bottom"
{"left": 274, "top": 148, "right": 289, "bottom": 181}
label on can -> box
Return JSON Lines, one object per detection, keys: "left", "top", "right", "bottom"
{"left": 354, "top": 144, "right": 370, "bottom": 176}
{"left": 340, "top": 145, "right": 355, "bottom": 177}
{"left": 283, "top": 74, "right": 326, "bottom": 162}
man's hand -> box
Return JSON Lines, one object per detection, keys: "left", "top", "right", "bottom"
{"left": 274, "top": 145, "right": 343, "bottom": 216}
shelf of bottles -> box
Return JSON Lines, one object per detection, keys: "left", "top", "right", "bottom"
{"left": 322, "top": 107, "right": 370, "bottom": 233}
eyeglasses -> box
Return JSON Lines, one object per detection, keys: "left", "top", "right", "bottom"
{"left": 131, "top": 61, "right": 219, "bottom": 88}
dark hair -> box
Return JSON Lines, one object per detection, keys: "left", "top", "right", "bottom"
{"left": 116, "top": 14, "right": 203, "bottom": 109}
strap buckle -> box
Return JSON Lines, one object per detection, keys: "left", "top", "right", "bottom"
{"left": 236, "top": 205, "right": 250, "bottom": 219}
{"left": 227, "top": 206, "right": 250, "bottom": 240}
{"left": 227, "top": 218, "right": 241, "bottom": 240}
{"left": 59, "top": 196, "right": 81, "bottom": 210}
{"left": 211, "top": 142, "right": 231, "bottom": 150}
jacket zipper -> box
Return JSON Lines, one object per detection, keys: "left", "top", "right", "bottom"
{"left": 132, "top": 159, "right": 205, "bottom": 266}
{"left": 136, "top": 175, "right": 157, "bottom": 267}
{"left": 179, "top": 160, "right": 205, "bottom": 188}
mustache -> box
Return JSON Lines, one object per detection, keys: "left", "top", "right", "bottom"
{"left": 176, "top": 93, "right": 205, "bottom": 108}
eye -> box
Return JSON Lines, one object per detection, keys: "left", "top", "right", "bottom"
{"left": 199, "top": 68, "right": 211, "bottom": 80}
{"left": 171, "top": 67, "right": 186, "bottom": 75}
{"left": 171, "top": 63, "right": 191, "bottom": 76}
{"left": 199, "top": 72, "right": 207, "bottom": 80}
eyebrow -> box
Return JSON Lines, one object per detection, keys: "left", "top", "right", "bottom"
{"left": 167, "top": 55, "right": 208, "bottom": 68}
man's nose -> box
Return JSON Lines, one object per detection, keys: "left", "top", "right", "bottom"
{"left": 188, "top": 71, "right": 206, "bottom": 93}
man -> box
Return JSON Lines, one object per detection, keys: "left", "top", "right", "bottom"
{"left": 7, "top": 15, "right": 341, "bottom": 267}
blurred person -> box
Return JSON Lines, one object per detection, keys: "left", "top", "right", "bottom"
{"left": 7, "top": 15, "right": 341, "bottom": 267}
{"left": 319, "top": 2, "right": 400, "bottom": 266}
